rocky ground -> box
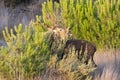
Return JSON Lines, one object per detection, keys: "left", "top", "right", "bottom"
{"left": 0, "top": 0, "right": 46, "bottom": 46}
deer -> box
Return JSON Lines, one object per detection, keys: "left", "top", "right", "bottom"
{"left": 57, "top": 39, "right": 97, "bottom": 66}
{"left": 48, "top": 26, "right": 73, "bottom": 54}
{"left": 49, "top": 27, "right": 70, "bottom": 47}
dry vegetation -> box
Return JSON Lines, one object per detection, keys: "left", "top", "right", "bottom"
{"left": 94, "top": 50, "right": 120, "bottom": 80}
{"left": 38, "top": 50, "right": 120, "bottom": 80}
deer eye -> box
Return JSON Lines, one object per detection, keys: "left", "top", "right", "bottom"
{"left": 60, "top": 29, "right": 62, "bottom": 31}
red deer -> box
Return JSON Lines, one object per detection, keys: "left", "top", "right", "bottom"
{"left": 57, "top": 39, "right": 97, "bottom": 66}
{"left": 49, "top": 27, "right": 73, "bottom": 54}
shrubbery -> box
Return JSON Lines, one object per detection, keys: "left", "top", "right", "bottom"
{"left": 0, "top": 20, "right": 50, "bottom": 79}
{"left": 0, "top": 0, "right": 120, "bottom": 79}
{"left": 42, "top": 0, "right": 120, "bottom": 49}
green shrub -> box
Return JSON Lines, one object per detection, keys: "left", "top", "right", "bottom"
{"left": 0, "top": 20, "right": 50, "bottom": 79}
{"left": 42, "top": 0, "right": 120, "bottom": 49}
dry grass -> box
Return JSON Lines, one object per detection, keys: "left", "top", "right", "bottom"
{"left": 94, "top": 49, "right": 120, "bottom": 80}
{"left": 0, "top": 48, "right": 120, "bottom": 80}
{"left": 45, "top": 49, "right": 96, "bottom": 80}
{"left": 39, "top": 49, "right": 120, "bottom": 80}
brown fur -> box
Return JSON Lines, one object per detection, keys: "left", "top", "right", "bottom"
{"left": 57, "top": 39, "right": 97, "bottom": 66}
{"left": 49, "top": 27, "right": 72, "bottom": 54}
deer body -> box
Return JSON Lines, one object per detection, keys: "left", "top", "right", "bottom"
{"left": 57, "top": 39, "right": 97, "bottom": 66}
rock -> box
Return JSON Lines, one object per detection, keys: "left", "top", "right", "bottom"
{"left": 0, "top": 0, "right": 45, "bottom": 39}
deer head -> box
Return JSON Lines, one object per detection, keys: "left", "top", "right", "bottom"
{"left": 48, "top": 25, "right": 71, "bottom": 41}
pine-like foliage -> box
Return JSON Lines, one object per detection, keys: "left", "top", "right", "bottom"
{"left": 42, "top": 0, "right": 120, "bottom": 49}
{"left": 0, "top": 17, "right": 50, "bottom": 79}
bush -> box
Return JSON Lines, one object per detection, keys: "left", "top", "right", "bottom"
{"left": 42, "top": 0, "right": 120, "bottom": 49}
{"left": 48, "top": 47, "right": 96, "bottom": 80}
{"left": 0, "top": 19, "right": 50, "bottom": 79}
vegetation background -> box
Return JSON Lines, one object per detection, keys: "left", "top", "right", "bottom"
{"left": 0, "top": 0, "right": 120, "bottom": 80}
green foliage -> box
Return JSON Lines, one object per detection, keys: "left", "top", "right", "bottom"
{"left": 0, "top": 20, "right": 50, "bottom": 79}
{"left": 42, "top": 0, "right": 120, "bottom": 49}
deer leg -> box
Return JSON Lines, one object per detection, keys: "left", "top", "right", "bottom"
{"left": 80, "top": 45, "right": 85, "bottom": 61}
{"left": 63, "top": 48, "right": 69, "bottom": 59}
{"left": 77, "top": 46, "right": 81, "bottom": 60}
{"left": 64, "top": 50, "right": 69, "bottom": 59}
{"left": 57, "top": 52, "right": 64, "bottom": 61}
{"left": 77, "top": 49, "right": 81, "bottom": 60}
{"left": 85, "top": 54, "right": 90, "bottom": 65}
{"left": 49, "top": 41, "right": 53, "bottom": 49}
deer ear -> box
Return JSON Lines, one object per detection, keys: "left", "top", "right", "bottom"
{"left": 66, "top": 27, "right": 70, "bottom": 32}
{"left": 47, "top": 27, "right": 52, "bottom": 31}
